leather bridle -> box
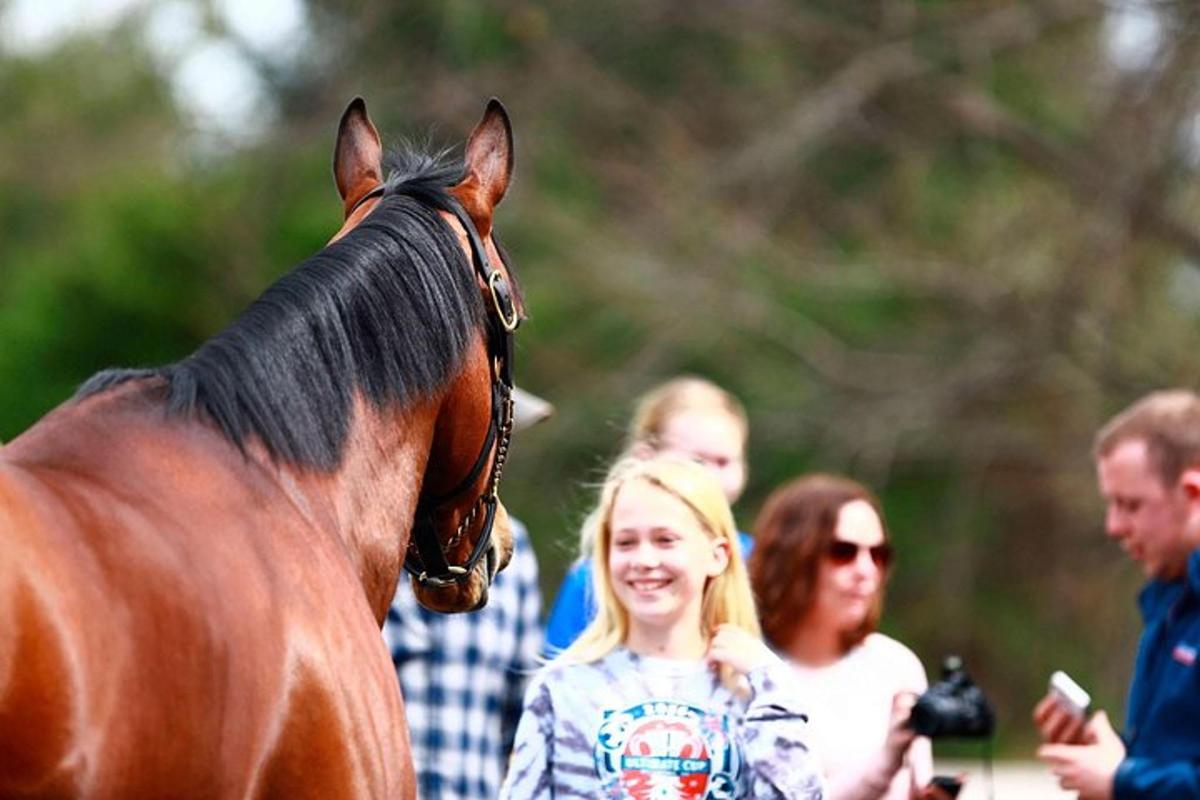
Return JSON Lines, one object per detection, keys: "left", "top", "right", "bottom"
{"left": 359, "top": 183, "right": 520, "bottom": 589}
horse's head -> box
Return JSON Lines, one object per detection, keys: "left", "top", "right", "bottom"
{"left": 330, "top": 98, "right": 523, "bottom": 613}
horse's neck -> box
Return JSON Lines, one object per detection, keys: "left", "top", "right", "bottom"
{"left": 287, "top": 393, "right": 439, "bottom": 625}
{"left": 4, "top": 384, "right": 436, "bottom": 626}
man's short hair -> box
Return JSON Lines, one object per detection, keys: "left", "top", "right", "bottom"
{"left": 1094, "top": 390, "right": 1200, "bottom": 486}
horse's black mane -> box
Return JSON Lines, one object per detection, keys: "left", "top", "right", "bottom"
{"left": 78, "top": 147, "right": 512, "bottom": 470}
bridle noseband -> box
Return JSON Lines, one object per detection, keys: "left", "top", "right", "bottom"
{"left": 386, "top": 186, "right": 520, "bottom": 589}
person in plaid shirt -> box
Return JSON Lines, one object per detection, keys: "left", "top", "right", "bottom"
{"left": 384, "top": 388, "right": 549, "bottom": 799}
{"left": 385, "top": 518, "right": 542, "bottom": 799}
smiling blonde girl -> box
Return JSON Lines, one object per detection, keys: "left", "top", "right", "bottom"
{"left": 500, "top": 456, "right": 823, "bottom": 800}
{"left": 544, "top": 376, "right": 754, "bottom": 652}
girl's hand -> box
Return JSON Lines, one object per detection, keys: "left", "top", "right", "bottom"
{"left": 706, "top": 624, "right": 776, "bottom": 676}
{"left": 883, "top": 691, "right": 919, "bottom": 765}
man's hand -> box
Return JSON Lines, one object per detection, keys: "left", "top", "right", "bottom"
{"left": 1033, "top": 692, "right": 1088, "bottom": 744}
{"left": 1036, "top": 710, "right": 1126, "bottom": 800}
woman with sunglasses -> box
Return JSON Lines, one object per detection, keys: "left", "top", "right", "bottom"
{"left": 748, "top": 474, "right": 950, "bottom": 800}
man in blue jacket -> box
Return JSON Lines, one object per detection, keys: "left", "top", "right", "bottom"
{"left": 1036, "top": 389, "right": 1200, "bottom": 799}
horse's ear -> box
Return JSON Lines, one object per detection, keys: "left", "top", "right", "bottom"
{"left": 333, "top": 97, "right": 384, "bottom": 219}
{"left": 451, "top": 98, "right": 513, "bottom": 235}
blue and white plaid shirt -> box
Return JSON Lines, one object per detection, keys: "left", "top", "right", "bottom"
{"left": 384, "top": 519, "right": 542, "bottom": 800}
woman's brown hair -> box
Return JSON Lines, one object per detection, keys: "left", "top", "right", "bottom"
{"left": 748, "top": 474, "right": 889, "bottom": 655}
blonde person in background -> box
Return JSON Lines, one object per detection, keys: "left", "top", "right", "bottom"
{"left": 500, "top": 455, "right": 823, "bottom": 799}
{"left": 748, "top": 474, "right": 957, "bottom": 800}
{"left": 544, "top": 376, "right": 753, "bottom": 652}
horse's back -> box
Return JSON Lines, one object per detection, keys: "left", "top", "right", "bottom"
{"left": 0, "top": 393, "right": 409, "bottom": 799}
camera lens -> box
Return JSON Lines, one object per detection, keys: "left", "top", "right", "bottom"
{"left": 907, "top": 656, "right": 995, "bottom": 739}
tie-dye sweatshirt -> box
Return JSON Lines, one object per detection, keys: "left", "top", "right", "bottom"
{"left": 499, "top": 647, "right": 824, "bottom": 799}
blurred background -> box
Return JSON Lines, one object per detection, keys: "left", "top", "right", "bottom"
{"left": 3, "top": 0, "right": 1199, "bottom": 761}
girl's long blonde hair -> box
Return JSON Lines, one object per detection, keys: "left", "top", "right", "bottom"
{"left": 556, "top": 455, "right": 761, "bottom": 686}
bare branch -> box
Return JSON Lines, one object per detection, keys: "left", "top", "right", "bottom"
{"left": 940, "top": 84, "right": 1200, "bottom": 263}
{"left": 716, "top": 0, "right": 1097, "bottom": 188}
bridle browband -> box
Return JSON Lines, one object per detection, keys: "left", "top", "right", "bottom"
{"left": 358, "top": 181, "right": 520, "bottom": 590}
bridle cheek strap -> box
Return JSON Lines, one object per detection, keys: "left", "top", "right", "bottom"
{"left": 402, "top": 190, "right": 518, "bottom": 589}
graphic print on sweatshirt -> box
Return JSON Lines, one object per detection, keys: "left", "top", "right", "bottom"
{"left": 594, "top": 699, "right": 740, "bottom": 799}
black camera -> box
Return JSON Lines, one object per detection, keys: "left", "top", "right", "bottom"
{"left": 908, "top": 655, "right": 995, "bottom": 739}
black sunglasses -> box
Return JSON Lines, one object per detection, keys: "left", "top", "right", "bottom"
{"left": 826, "top": 539, "right": 894, "bottom": 569}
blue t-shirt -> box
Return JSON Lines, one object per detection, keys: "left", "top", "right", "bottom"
{"left": 544, "top": 532, "right": 754, "bottom": 653}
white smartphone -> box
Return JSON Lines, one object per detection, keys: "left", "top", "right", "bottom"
{"left": 1048, "top": 670, "right": 1091, "bottom": 718}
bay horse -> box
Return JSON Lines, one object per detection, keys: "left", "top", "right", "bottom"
{"left": 0, "top": 97, "right": 523, "bottom": 799}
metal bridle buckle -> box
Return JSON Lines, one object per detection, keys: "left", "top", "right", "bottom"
{"left": 414, "top": 565, "right": 469, "bottom": 588}
{"left": 489, "top": 271, "right": 520, "bottom": 333}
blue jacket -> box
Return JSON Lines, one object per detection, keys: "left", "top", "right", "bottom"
{"left": 544, "top": 531, "right": 754, "bottom": 653}
{"left": 1114, "top": 548, "right": 1200, "bottom": 798}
